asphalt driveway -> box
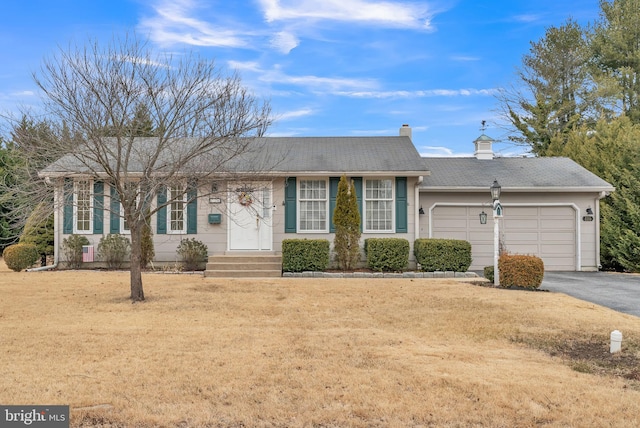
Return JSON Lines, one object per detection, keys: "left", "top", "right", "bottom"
{"left": 542, "top": 271, "right": 640, "bottom": 318}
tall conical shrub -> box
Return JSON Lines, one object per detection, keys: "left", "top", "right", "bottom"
{"left": 333, "top": 175, "right": 361, "bottom": 270}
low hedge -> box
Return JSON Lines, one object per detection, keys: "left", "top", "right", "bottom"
{"left": 414, "top": 238, "right": 472, "bottom": 272}
{"left": 2, "top": 243, "right": 40, "bottom": 272}
{"left": 282, "top": 239, "right": 330, "bottom": 272}
{"left": 365, "top": 238, "right": 409, "bottom": 272}
{"left": 498, "top": 254, "right": 544, "bottom": 288}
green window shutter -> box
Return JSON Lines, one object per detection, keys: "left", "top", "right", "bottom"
{"left": 284, "top": 177, "right": 297, "bottom": 233}
{"left": 353, "top": 177, "right": 363, "bottom": 232}
{"left": 157, "top": 187, "right": 167, "bottom": 235}
{"left": 110, "top": 185, "right": 120, "bottom": 234}
{"left": 186, "top": 183, "right": 197, "bottom": 234}
{"left": 63, "top": 178, "right": 73, "bottom": 234}
{"left": 395, "top": 177, "right": 408, "bottom": 233}
{"left": 93, "top": 181, "right": 104, "bottom": 234}
{"left": 329, "top": 177, "right": 339, "bottom": 233}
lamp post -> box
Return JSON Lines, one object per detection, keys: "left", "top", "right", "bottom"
{"left": 491, "top": 179, "right": 502, "bottom": 286}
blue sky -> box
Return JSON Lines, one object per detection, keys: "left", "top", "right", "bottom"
{"left": 0, "top": 0, "right": 600, "bottom": 156}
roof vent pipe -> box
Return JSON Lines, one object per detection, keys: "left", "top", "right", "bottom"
{"left": 399, "top": 124, "right": 412, "bottom": 140}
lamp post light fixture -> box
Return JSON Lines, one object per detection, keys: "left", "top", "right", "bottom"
{"left": 491, "top": 179, "right": 502, "bottom": 286}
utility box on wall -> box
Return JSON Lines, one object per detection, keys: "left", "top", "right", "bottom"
{"left": 208, "top": 213, "right": 222, "bottom": 224}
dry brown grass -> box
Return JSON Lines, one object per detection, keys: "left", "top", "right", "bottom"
{"left": 2, "top": 259, "right": 640, "bottom": 427}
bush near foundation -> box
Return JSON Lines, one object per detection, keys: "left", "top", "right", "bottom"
{"left": 414, "top": 238, "right": 472, "bottom": 272}
{"left": 282, "top": 239, "right": 330, "bottom": 272}
{"left": 62, "top": 234, "right": 90, "bottom": 269}
{"left": 498, "top": 254, "right": 544, "bottom": 289}
{"left": 98, "top": 234, "right": 131, "bottom": 269}
{"left": 365, "top": 238, "right": 409, "bottom": 272}
{"left": 177, "top": 238, "right": 208, "bottom": 271}
{"left": 2, "top": 243, "right": 40, "bottom": 272}
{"left": 484, "top": 266, "right": 494, "bottom": 283}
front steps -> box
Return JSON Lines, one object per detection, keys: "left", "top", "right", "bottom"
{"left": 204, "top": 252, "right": 282, "bottom": 278}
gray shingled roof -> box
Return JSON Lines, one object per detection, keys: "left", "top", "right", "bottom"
{"left": 40, "top": 136, "right": 427, "bottom": 176}
{"left": 421, "top": 157, "right": 614, "bottom": 192}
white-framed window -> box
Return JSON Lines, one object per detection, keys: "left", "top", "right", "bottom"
{"left": 74, "top": 179, "right": 93, "bottom": 233}
{"left": 120, "top": 182, "right": 140, "bottom": 234}
{"left": 364, "top": 178, "right": 394, "bottom": 232}
{"left": 298, "top": 179, "right": 328, "bottom": 232}
{"left": 168, "top": 185, "right": 187, "bottom": 234}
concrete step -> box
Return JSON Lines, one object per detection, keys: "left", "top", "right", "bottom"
{"left": 204, "top": 269, "right": 282, "bottom": 278}
{"left": 205, "top": 253, "right": 282, "bottom": 278}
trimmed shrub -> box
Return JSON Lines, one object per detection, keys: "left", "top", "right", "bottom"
{"left": 98, "top": 234, "right": 131, "bottom": 269}
{"left": 483, "top": 266, "right": 494, "bottom": 283}
{"left": 177, "top": 238, "right": 208, "bottom": 271}
{"left": 333, "top": 175, "right": 361, "bottom": 270}
{"left": 2, "top": 243, "right": 39, "bottom": 272}
{"left": 282, "top": 239, "right": 330, "bottom": 272}
{"left": 365, "top": 238, "right": 409, "bottom": 272}
{"left": 498, "top": 254, "right": 544, "bottom": 289}
{"left": 62, "top": 234, "right": 90, "bottom": 269}
{"left": 414, "top": 238, "right": 472, "bottom": 272}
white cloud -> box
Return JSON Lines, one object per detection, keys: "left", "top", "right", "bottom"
{"left": 277, "top": 108, "right": 315, "bottom": 120}
{"left": 450, "top": 55, "right": 480, "bottom": 62}
{"left": 270, "top": 31, "right": 300, "bottom": 54}
{"left": 139, "top": 0, "right": 250, "bottom": 47}
{"left": 334, "top": 88, "right": 498, "bottom": 98}
{"left": 258, "top": 0, "right": 434, "bottom": 29}
{"left": 420, "top": 146, "right": 473, "bottom": 157}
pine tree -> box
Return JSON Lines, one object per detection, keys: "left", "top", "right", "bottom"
{"left": 333, "top": 175, "right": 361, "bottom": 270}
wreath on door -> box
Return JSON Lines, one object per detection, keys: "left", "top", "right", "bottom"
{"left": 238, "top": 191, "right": 254, "bottom": 206}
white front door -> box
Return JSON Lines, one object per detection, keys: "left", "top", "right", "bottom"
{"left": 228, "top": 182, "right": 273, "bottom": 251}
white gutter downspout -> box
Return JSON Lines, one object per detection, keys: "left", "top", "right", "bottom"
{"left": 27, "top": 180, "right": 60, "bottom": 272}
{"left": 595, "top": 191, "right": 608, "bottom": 270}
{"left": 415, "top": 176, "right": 423, "bottom": 241}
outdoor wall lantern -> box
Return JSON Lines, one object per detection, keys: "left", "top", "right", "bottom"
{"left": 479, "top": 210, "right": 487, "bottom": 224}
{"left": 419, "top": 206, "right": 425, "bottom": 215}
{"left": 586, "top": 206, "right": 594, "bottom": 215}
{"left": 490, "top": 179, "right": 501, "bottom": 201}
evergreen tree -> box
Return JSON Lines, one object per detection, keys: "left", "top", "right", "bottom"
{"left": 591, "top": 0, "right": 640, "bottom": 123}
{"left": 333, "top": 175, "right": 361, "bottom": 270}
{"left": 498, "top": 19, "right": 592, "bottom": 155}
{"left": 558, "top": 116, "right": 640, "bottom": 271}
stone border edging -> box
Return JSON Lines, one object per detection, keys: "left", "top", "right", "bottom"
{"left": 282, "top": 271, "right": 478, "bottom": 279}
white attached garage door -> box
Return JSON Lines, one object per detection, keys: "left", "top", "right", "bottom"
{"left": 431, "top": 205, "right": 577, "bottom": 271}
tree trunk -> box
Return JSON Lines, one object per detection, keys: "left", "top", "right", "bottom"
{"left": 129, "top": 221, "right": 145, "bottom": 301}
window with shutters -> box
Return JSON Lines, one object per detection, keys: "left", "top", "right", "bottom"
{"left": 74, "top": 179, "right": 93, "bottom": 233}
{"left": 298, "top": 179, "right": 328, "bottom": 232}
{"left": 168, "top": 185, "right": 187, "bottom": 234}
{"left": 364, "top": 178, "right": 394, "bottom": 232}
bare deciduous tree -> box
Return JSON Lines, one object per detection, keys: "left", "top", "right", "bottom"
{"left": 15, "top": 34, "right": 273, "bottom": 301}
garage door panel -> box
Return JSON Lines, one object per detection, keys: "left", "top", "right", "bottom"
{"left": 541, "top": 218, "right": 574, "bottom": 229}
{"left": 433, "top": 218, "right": 468, "bottom": 229}
{"left": 506, "top": 207, "right": 538, "bottom": 216}
{"left": 507, "top": 244, "right": 540, "bottom": 254}
{"left": 541, "top": 244, "right": 575, "bottom": 255}
{"left": 541, "top": 231, "right": 575, "bottom": 242}
{"left": 469, "top": 230, "right": 493, "bottom": 241}
{"left": 504, "top": 218, "right": 539, "bottom": 229}
{"left": 507, "top": 232, "right": 539, "bottom": 241}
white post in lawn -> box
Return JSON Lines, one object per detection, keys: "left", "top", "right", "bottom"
{"left": 491, "top": 180, "right": 502, "bottom": 286}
